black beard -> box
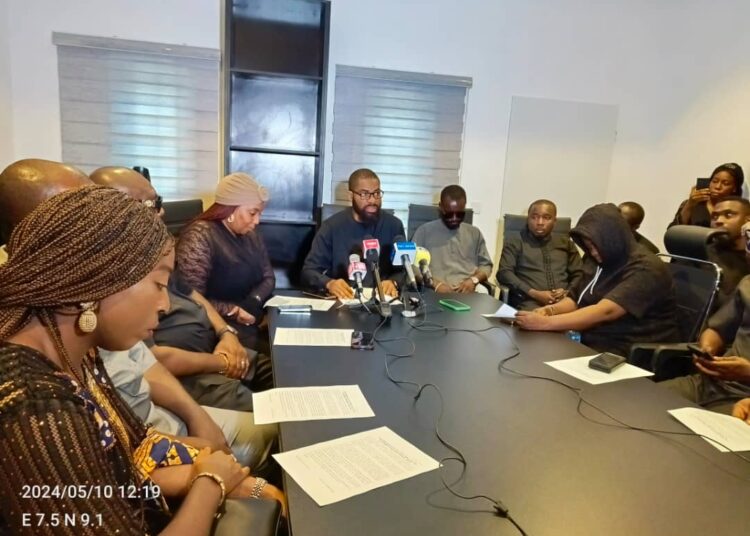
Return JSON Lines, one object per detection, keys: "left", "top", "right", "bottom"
{"left": 354, "top": 204, "right": 380, "bottom": 222}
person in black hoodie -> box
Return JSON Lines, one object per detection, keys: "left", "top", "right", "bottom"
{"left": 515, "top": 203, "right": 680, "bottom": 357}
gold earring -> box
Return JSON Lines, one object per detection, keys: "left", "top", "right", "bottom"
{"left": 227, "top": 214, "right": 235, "bottom": 224}
{"left": 77, "top": 302, "right": 98, "bottom": 333}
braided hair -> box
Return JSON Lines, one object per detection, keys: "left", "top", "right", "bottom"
{"left": 0, "top": 185, "right": 173, "bottom": 340}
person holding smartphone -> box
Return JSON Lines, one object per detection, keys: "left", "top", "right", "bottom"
{"left": 660, "top": 222, "right": 750, "bottom": 414}
{"left": 670, "top": 163, "right": 744, "bottom": 227}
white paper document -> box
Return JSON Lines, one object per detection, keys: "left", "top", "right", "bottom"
{"left": 669, "top": 407, "right": 750, "bottom": 452}
{"left": 264, "top": 295, "right": 336, "bottom": 311}
{"left": 273, "top": 426, "right": 440, "bottom": 506}
{"left": 273, "top": 328, "right": 353, "bottom": 347}
{"left": 544, "top": 355, "right": 654, "bottom": 384}
{"left": 252, "top": 385, "right": 375, "bottom": 425}
{"left": 339, "top": 288, "right": 402, "bottom": 307}
{"left": 482, "top": 303, "right": 518, "bottom": 319}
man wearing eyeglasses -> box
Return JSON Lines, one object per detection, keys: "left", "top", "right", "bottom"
{"left": 412, "top": 185, "right": 493, "bottom": 294}
{"left": 302, "top": 168, "right": 405, "bottom": 300}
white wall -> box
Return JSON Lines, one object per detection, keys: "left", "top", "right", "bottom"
{"left": 0, "top": 1, "right": 14, "bottom": 167}
{"left": 3, "top": 0, "right": 219, "bottom": 163}
{"left": 3, "top": 0, "right": 750, "bottom": 257}
{"left": 324, "top": 0, "right": 750, "bottom": 255}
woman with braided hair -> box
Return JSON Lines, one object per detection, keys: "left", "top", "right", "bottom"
{"left": 0, "top": 186, "right": 251, "bottom": 535}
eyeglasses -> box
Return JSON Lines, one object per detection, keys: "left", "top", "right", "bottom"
{"left": 443, "top": 211, "right": 466, "bottom": 220}
{"left": 350, "top": 189, "right": 384, "bottom": 200}
{"left": 143, "top": 195, "right": 163, "bottom": 212}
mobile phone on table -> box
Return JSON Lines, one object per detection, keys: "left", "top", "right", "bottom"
{"left": 686, "top": 343, "right": 713, "bottom": 360}
{"left": 696, "top": 177, "right": 711, "bottom": 190}
{"left": 438, "top": 299, "right": 471, "bottom": 312}
{"left": 588, "top": 352, "right": 627, "bottom": 373}
{"left": 351, "top": 331, "right": 375, "bottom": 350}
{"left": 278, "top": 304, "right": 312, "bottom": 314}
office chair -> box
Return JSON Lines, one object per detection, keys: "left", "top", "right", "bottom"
{"left": 663, "top": 224, "right": 728, "bottom": 260}
{"left": 628, "top": 253, "right": 722, "bottom": 381}
{"left": 162, "top": 199, "right": 204, "bottom": 236}
{"left": 496, "top": 214, "right": 573, "bottom": 304}
{"left": 406, "top": 203, "right": 474, "bottom": 240}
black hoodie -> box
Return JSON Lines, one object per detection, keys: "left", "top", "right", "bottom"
{"left": 569, "top": 204, "right": 680, "bottom": 356}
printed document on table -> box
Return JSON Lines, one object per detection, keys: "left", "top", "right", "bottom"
{"left": 273, "top": 328, "right": 353, "bottom": 347}
{"left": 544, "top": 355, "right": 654, "bottom": 384}
{"left": 669, "top": 407, "right": 750, "bottom": 452}
{"left": 265, "top": 295, "right": 336, "bottom": 311}
{"left": 273, "top": 426, "right": 440, "bottom": 506}
{"left": 339, "top": 288, "right": 402, "bottom": 307}
{"left": 482, "top": 303, "right": 518, "bottom": 319}
{"left": 253, "top": 385, "right": 375, "bottom": 425}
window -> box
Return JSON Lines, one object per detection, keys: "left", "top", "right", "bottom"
{"left": 331, "top": 65, "right": 471, "bottom": 223}
{"left": 54, "top": 33, "right": 219, "bottom": 201}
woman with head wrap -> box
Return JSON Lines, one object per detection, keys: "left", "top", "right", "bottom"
{"left": 176, "top": 173, "right": 274, "bottom": 352}
{"left": 671, "top": 163, "right": 745, "bottom": 227}
{"left": 0, "top": 186, "right": 253, "bottom": 534}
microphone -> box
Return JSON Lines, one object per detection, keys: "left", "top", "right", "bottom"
{"left": 361, "top": 236, "right": 391, "bottom": 319}
{"left": 391, "top": 235, "right": 418, "bottom": 291}
{"left": 347, "top": 254, "right": 367, "bottom": 298}
{"left": 414, "top": 246, "right": 434, "bottom": 288}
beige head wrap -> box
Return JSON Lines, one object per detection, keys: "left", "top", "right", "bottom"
{"left": 215, "top": 172, "right": 270, "bottom": 206}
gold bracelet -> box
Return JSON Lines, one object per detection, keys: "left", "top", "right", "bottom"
{"left": 190, "top": 471, "right": 227, "bottom": 515}
{"left": 434, "top": 282, "right": 444, "bottom": 292}
{"left": 216, "top": 352, "right": 230, "bottom": 375}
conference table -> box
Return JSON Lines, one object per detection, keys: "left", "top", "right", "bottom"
{"left": 268, "top": 292, "right": 750, "bottom": 536}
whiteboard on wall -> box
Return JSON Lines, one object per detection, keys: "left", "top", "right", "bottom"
{"left": 500, "top": 96, "right": 619, "bottom": 227}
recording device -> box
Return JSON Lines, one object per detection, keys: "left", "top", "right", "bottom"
{"left": 588, "top": 352, "right": 627, "bottom": 373}
{"left": 350, "top": 330, "right": 375, "bottom": 350}
{"left": 686, "top": 343, "right": 714, "bottom": 360}
{"left": 347, "top": 253, "right": 367, "bottom": 298}
{"left": 414, "top": 247, "right": 434, "bottom": 288}
{"left": 362, "top": 236, "right": 391, "bottom": 319}
{"left": 696, "top": 177, "right": 711, "bottom": 190}
{"left": 278, "top": 304, "right": 312, "bottom": 314}
{"left": 439, "top": 299, "right": 471, "bottom": 312}
{"left": 391, "top": 235, "right": 418, "bottom": 291}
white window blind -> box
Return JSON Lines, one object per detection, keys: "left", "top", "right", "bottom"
{"left": 331, "top": 66, "right": 472, "bottom": 223}
{"left": 54, "top": 33, "right": 220, "bottom": 201}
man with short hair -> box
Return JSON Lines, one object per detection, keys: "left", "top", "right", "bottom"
{"left": 706, "top": 196, "right": 750, "bottom": 307}
{"left": 302, "top": 168, "right": 405, "bottom": 300}
{"left": 0, "top": 159, "right": 92, "bottom": 264}
{"left": 662, "top": 222, "right": 750, "bottom": 414}
{"left": 411, "top": 185, "right": 492, "bottom": 293}
{"left": 618, "top": 201, "right": 659, "bottom": 254}
{"left": 497, "top": 199, "right": 583, "bottom": 310}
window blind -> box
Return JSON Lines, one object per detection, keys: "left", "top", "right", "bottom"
{"left": 54, "top": 33, "right": 220, "bottom": 201}
{"left": 331, "top": 65, "right": 471, "bottom": 223}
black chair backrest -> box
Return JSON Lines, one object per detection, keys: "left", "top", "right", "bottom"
{"left": 658, "top": 253, "right": 722, "bottom": 341}
{"left": 502, "top": 214, "right": 572, "bottom": 237}
{"left": 318, "top": 204, "right": 394, "bottom": 224}
{"left": 163, "top": 199, "right": 204, "bottom": 237}
{"left": 663, "top": 225, "right": 728, "bottom": 261}
{"left": 407, "top": 204, "right": 474, "bottom": 240}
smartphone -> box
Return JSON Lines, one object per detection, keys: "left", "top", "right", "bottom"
{"left": 696, "top": 177, "right": 711, "bottom": 190}
{"left": 438, "top": 299, "right": 471, "bottom": 312}
{"left": 351, "top": 331, "right": 375, "bottom": 350}
{"left": 278, "top": 304, "right": 312, "bottom": 314}
{"left": 588, "top": 352, "right": 627, "bottom": 373}
{"left": 686, "top": 343, "right": 713, "bottom": 360}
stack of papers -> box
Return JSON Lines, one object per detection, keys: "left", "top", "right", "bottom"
{"left": 265, "top": 295, "right": 336, "bottom": 311}
{"left": 482, "top": 303, "right": 518, "bottom": 319}
{"left": 273, "top": 327, "right": 353, "bottom": 347}
{"left": 253, "top": 385, "right": 375, "bottom": 425}
{"left": 544, "top": 355, "right": 654, "bottom": 384}
{"left": 273, "top": 427, "right": 440, "bottom": 506}
{"left": 669, "top": 407, "right": 750, "bottom": 452}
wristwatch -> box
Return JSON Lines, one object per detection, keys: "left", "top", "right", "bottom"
{"left": 217, "top": 324, "right": 239, "bottom": 339}
{"left": 470, "top": 276, "right": 480, "bottom": 286}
